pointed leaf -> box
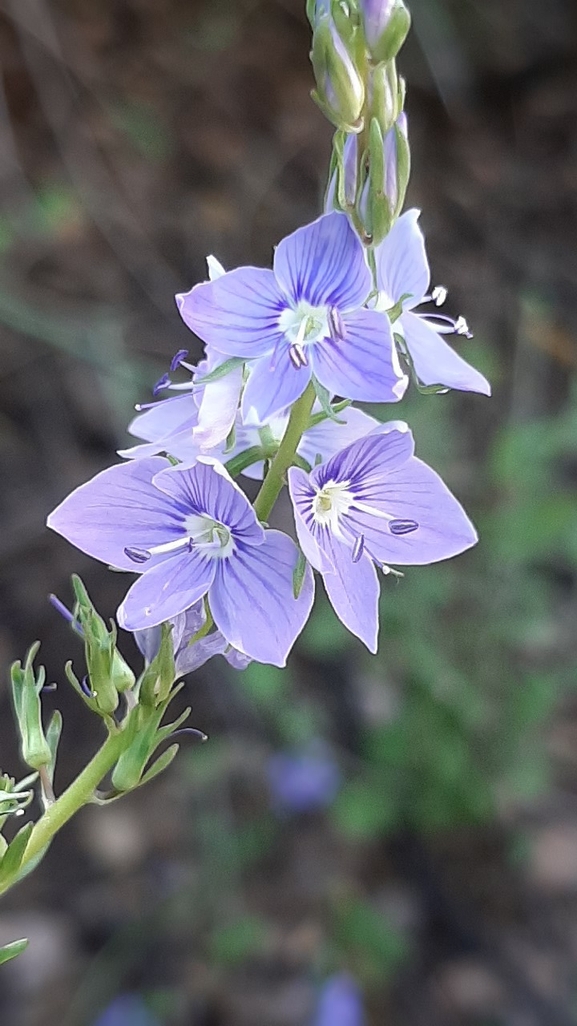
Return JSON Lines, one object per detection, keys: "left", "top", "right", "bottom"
{"left": 0, "top": 938, "right": 29, "bottom": 966}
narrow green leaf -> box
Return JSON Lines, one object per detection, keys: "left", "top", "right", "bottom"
{"left": 0, "top": 822, "right": 33, "bottom": 880}
{"left": 138, "top": 744, "right": 180, "bottom": 788}
{"left": 0, "top": 938, "right": 29, "bottom": 966}
{"left": 312, "top": 377, "right": 346, "bottom": 423}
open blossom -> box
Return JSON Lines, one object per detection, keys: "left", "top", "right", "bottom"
{"left": 288, "top": 424, "right": 477, "bottom": 652}
{"left": 47, "top": 457, "right": 314, "bottom": 667}
{"left": 374, "top": 209, "right": 491, "bottom": 396}
{"left": 176, "top": 211, "right": 407, "bottom": 424}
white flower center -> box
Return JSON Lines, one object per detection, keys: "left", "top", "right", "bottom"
{"left": 279, "top": 300, "right": 330, "bottom": 347}
{"left": 139, "top": 513, "right": 234, "bottom": 563}
{"left": 312, "top": 480, "right": 354, "bottom": 534}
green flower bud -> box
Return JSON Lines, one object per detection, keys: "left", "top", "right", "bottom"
{"left": 311, "top": 15, "right": 365, "bottom": 133}
{"left": 360, "top": 0, "right": 411, "bottom": 65}
{"left": 357, "top": 112, "right": 410, "bottom": 245}
{"left": 72, "top": 576, "right": 135, "bottom": 716}
{"left": 10, "top": 644, "right": 52, "bottom": 771}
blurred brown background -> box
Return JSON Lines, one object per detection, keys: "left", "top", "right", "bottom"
{"left": 1, "top": 1, "right": 577, "bottom": 1024}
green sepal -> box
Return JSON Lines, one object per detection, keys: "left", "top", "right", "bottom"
{"left": 293, "top": 550, "right": 308, "bottom": 600}
{"left": 312, "top": 377, "right": 347, "bottom": 423}
{"left": 137, "top": 622, "right": 177, "bottom": 708}
{"left": 386, "top": 293, "right": 412, "bottom": 324}
{"left": 10, "top": 643, "right": 52, "bottom": 772}
{"left": 0, "top": 939, "right": 29, "bottom": 966}
{"left": 138, "top": 744, "right": 180, "bottom": 788}
{"left": 45, "top": 711, "right": 63, "bottom": 787}
{"left": 193, "top": 356, "right": 245, "bottom": 386}
{"left": 307, "top": 398, "right": 351, "bottom": 430}
{"left": 396, "top": 336, "right": 449, "bottom": 394}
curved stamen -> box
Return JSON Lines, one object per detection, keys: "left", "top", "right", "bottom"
{"left": 152, "top": 373, "right": 171, "bottom": 396}
{"left": 170, "top": 349, "right": 189, "bottom": 372}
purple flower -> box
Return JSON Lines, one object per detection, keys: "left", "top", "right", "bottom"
{"left": 47, "top": 457, "right": 314, "bottom": 667}
{"left": 134, "top": 603, "right": 251, "bottom": 673}
{"left": 176, "top": 212, "right": 407, "bottom": 424}
{"left": 374, "top": 209, "right": 491, "bottom": 395}
{"left": 92, "top": 994, "right": 160, "bottom": 1026}
{"left": 313, "top": 974, "right": 367, "bottom": 1026}
{"left": 267, "top": 742, "right": 341, "bottom": 814}
{"left": 288, "top": 424, "right": 477, "bottom": 652}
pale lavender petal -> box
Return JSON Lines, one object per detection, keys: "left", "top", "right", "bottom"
{"left": 133, "top": 609, "right": 191, "bottom": 665}
{"left": 117, "top": 550, "right": 216, "bottom": 631}
{"left": 176, "top": 268, "right": 286, "bottom": 358}
{"left": 193, "top": 364, "right": 243, "bottom": 450}
{"left": 313, "top": 423, "right": 414, "bottom": 491}
{"left": 287, "top": 466, "right": 333, "bottom": 573}
{"left": 126, "top": 394, "right": 197, "bottom": 443}
{"left": 209, "top": 530, "right": 314, "bottom": 667}
{"left": 153, "top": 459, "right": 265, "bottom": 546}
{"left": 321, "top": 533, "right": 379, "bottom": 653}
{"left": 176, "top": 630, "right": 228, "bottom": 672}
{"left": 310, "top": 308, "right": 408, "bottom": 403}
{"left": 273, "top": 211, "right": 371, "bottom": 310}
{"left": 375, "top": 208, "right": 429, "bottom": 308}
{"left": 241, "top": 346, "right": 311, "bottom": 424}
{"left": 298, "top": 407, "right": 380, "bottom": 468}
{"left": 401, "top": 311, "right": 491, "bottom": 396}
{"left": 47, "top": 457, "right": 183, "bottom": 571}
{"left": 176, "top": 629, "right": 252, "bottom": 674}
{"left": 343, "top": 454, "right": 478, "bottom": 565}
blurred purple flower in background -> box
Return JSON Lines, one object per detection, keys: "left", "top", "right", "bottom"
{"left": 312, "top": 973, "right": 367, "bottom": 1026}
{"left": 92, "top": 994, "right": 161, "bottom": 1026}
{"left": 267, "top": 742, "right": 341, "bottom": 814}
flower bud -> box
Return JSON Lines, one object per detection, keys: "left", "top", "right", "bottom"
{"left": 356, "top": 112, "right": 410, "bottom": 245}
{"left": 311, "top": 15, "right": 365, "bottom": 133}
{"left": 360, "top": 0, "right": 411, "bottom": 65}
{"left": 72, "top": 576, "right": 135, "bottom": 715}
{"left": 10, "top": 644, "right": 52, "bottom": 772}
{"left": 325, "top": 132, "right": 358, "bottom": 212}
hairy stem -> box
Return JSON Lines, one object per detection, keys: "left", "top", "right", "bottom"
{"left": 253, "top": 382, "right": 316, "bottom": 522}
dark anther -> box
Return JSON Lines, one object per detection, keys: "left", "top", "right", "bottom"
{"left": 328, "top": 306, "right": 346, "bottom": 341}
{"left": 352, "top": 535, "right": 365, "bottom": 562}
{"left": 124, "top": 547, "right": 152, "bottom": 564}
{"left": 390, "top": 519, "right": 419, "bottom": 536}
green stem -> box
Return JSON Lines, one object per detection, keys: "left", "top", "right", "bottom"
{"left": 253, "top": 382, "right": 316, "bottom": 522}
{"left": 0, "top": 729, "right": 125, "bottom": 896}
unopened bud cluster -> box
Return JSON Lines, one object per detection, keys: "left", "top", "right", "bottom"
{"left": 308, "top": 0, "right": 411, "bottom": 244}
